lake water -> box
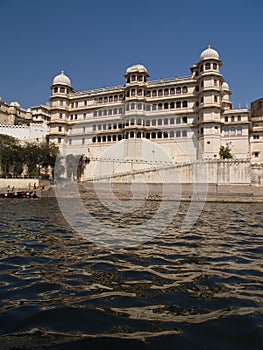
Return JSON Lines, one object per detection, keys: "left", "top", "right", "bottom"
{"left": 0, "top": 198, "right": 263, "bottom": 349}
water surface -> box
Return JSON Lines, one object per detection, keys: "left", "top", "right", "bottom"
{"left": 0, "top": 198, "right": 262, "bottom": 349}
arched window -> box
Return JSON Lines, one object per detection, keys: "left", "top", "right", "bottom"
{"left": 170, "top": 117, "right": 175, "bottom": 124}
{"left": 237, "top": 127, "right": 242, "bottom": 135}
{"left": 170, "top": 131, "right": 174, "bottom": 138}
{"left": 138, "top": 103, "right": 142, "bottom": 110}
{"left": 146, "top": 120, "right": 150, "bottom": 126}
{"left": 138, "top": 75, "right": 143, "bottom": 81}
{"left": 163, "top": 132, "right": 168, "bottom": 138}
{"left": 99, "top": 97, "right": 103, "bottom": 103}
{"left": 104, "top": 96, "right": 108, "bottom": 102}
{"left": 158, "top": 89, "right": 163, "bottom": 96}
{"left": 152, "top": 132, "right": 156, "bottom": 139}
{"left": 164, "top": 88, "right": 169, "bottom": 96}
{"left": 130, "top": 131, "right": 135, "bottom": 138}
{"left": 146, "top": 132, "right": 150, "bottom": 139}
{"left": 113, "top": 135, "right": 117, "bottom": 141}
{"left": 127, "top": 77, "right": 130, "bottom": 83}
{"left": 114, "top": 95, "right": 118, "bottom": 101}
{"left": 131, "top": 103, "right": 135, "bottom": 110}
{"left": 92, "top": 137, "right": 96, "bottom": 143}
{"left": 108, "top": 109, "right": 112, "bottom": 115}
{"left": 107, "top": 135, "right": 111, "bottom": 141}
{"left": 118, "top": 135, "right": 122, "bottom": 141}
{"left": 152, "top": 119, "right": 156, "bottom": 126}
{"left": 182, "top": 130, "right": 187, "bottom": 137}
{"left": 164, "top": 118, "right": 168, "bottom": 125}
{"left": 126, "top": 91, "right": 130, "bottom": 97}
{"left": 182, "top": 116, "right": 187, "bottom": 123}
{"left": 158, "top": 103, "right": 162, "bottom": 110}
{"left": 164, "top": 102, "right": 169, "bottom": 109}
{"left": 176, "top": 101, "right": 181, "bottom": 108}
{"left": 182, "top": 86, "right": 188, "bottom": 93}
{"left": 137, "top": 131, "right": 141, "bottom": 138}
{"left": 152, "top": 90, "right": 157, "bottom": 96}
{"left": 98, "top": 136, "right": 101, "bottom": 142}
{"left": 60, "top": 87, "right": 65, "bottom": 93}
{"left": 176, "top": 130, "right": 181, "bottom": 137}
{"left": 213, "top": 63, "right": 217, "bottom": 70}
{"left": 102, "top": 136, "right": 106, "bottom": 142}
{"left": 54, "top": 87, "right": 58, "bottom": 93}
{"left": 182, "top": 101, "right": 188, "bottom": 108}
{"left": 176, "top": 117, "right": 181, "bottom": 124}
{"left": 152, "top": 104, "right": 157, "bottom": 111}
{"left": 131, "top": 89, "right": 135, "bottom": 96}
{"left": 138, "top": 89, "right": 142, "bottom": 96}
{"left": 158, "top": 119, "right": 162, "bottom": 126}
{"left": 205, "top": 62, "right": 211, "bottom": 70}
{"left": 157, "top": 132, "right": 162, "bottom": 138}
{"left": 132, "top": 75, "right": 136, "bottom": 81}
{"left": 176, "top": 87, "right": 181, "bottom": 94}
{"left": 146, "top": 91, "right": 151, "bottom": 97}
{"left": 224, "top": 128, "right": 229, "bottom": 135}
{"left": 170, "top": 102, "right": 175, "bottom": 109}
{"left": 130, "top": 118, "right": 135, "bottom": 125}
{"left": 170, "top": 88, "right": 175, "bottom": 95}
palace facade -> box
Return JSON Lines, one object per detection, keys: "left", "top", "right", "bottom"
{"left": 48, "top": 45, "right": 258, "bottom": 164}
{"left": 1, "top": 46, "right": 263, "bottom": 164}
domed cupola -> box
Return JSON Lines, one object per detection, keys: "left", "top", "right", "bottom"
{"left": 52, "top": 70, "right": 71, "bottom": 87}
{"left": 200, "top": 45, "right": 220, "bottom": 61}
{"left": 10, "top": 101, "right": 21, "bottom": 108}
{"left": 124, "top": 64, "right": 149, "bottom": 85}
{"left": 222, "top": 81, "right": 230, "bottom": 91}
{"left": 125, "top": 64, "right": 149, "bottom": 75}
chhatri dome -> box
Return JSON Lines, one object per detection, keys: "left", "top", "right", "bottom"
{"left": 126, "top": 64, "right": 149, "bottom": 75}
{"left": 10, "top": 101, "right": 21, "bottom": 108}
{"left": 200, "top": 45, "right": 220, "bottom": 60}
{"left": 222, "top": 81, "right": 230, "bottom": 91}
{"left": 53, "top": 70, "right": 71, "bottom": 86}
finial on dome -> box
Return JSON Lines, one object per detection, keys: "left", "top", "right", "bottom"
{"left": 208, "top": 44, "right": 211, "bottom": 49}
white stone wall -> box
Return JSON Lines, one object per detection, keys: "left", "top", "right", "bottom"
{"left": 0, "top": 123, "right": 49, "bottom": 141}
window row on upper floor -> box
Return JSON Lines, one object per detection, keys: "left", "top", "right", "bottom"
{"left": 196, "top": 63, "right": 219, "bottom": 76}
{"left": 127, "top": 86, "right": 189, "bottom": 98}
{"left": 93, "top": 101, "right": 190, "bottom": 117}
{"left": 53, "top": 87, "right": 70, "bottom": 94}
{"left": 92, "top": 116, "right": 188, "bottom": 131}
{"left": 224, "top": 115, "right": 243, "bottom": 122}
{"left": 223, "top": 126, "right": 243, "bottom": 136}
{"left": 91, "top": 129, "right": 188, "bottom": 143}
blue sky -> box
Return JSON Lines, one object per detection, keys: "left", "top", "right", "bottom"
{"left": 0, "top": 0, "right": 262, "bottom": 109}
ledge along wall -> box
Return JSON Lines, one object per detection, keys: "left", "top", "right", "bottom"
{"left": 83, "top": 159, "right": 263, "bottom": 199}
{"left": 0, "top": 179, "right": 40, "bottom": 190}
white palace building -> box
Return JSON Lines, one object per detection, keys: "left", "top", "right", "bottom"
{"left": 48, "top": 45, "right": 263, "bottom": 167}
{"left": 1, "top": 46, "right": 263, "bottom": 171}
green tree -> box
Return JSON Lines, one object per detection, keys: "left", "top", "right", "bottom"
{"left": 0, "top": 134, "right": 23, "bottom": 176}
{"left": 219, "top": 144, "right": 233, "bottom": 159}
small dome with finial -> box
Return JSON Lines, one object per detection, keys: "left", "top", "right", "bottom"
{"left": 53, "top": 70, "right": 71, "bottom": 86}
{"left": 200, "top": 45, "right": 220, "bottom": 60}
